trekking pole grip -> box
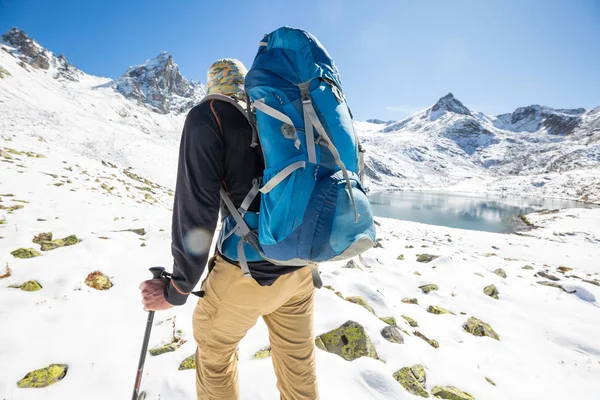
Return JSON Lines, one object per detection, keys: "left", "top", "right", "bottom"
{"left": 149, "top": 266, "right": 165, "bottom": 279}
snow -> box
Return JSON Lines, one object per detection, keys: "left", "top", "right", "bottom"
{"left": 1, "top": 29, "right": 600, "bottom": 400}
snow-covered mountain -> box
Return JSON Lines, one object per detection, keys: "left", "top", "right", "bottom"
{"left": 103, "top": 51, "right": 206, "bottom": 115}
{"left": 361, "top": 93, "right": 600, "bottom": 202}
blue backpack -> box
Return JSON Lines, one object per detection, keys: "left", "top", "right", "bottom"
{"left": 211, "top": 27, "right": 376, "bottom": 279}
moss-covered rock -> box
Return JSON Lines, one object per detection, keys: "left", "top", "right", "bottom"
{"left": 493, "top": 268, "right": 507, "bottom": 278}
{"left": 315, "top": 336, "right": 326, "bottom": 351}
{"left": 149, "top": 342, "right": 181, "bottom": 356}
{"left": 11, "top": 248, "right": 41, "bottom": 259}
{"left": 252, "top": 347, "right": 272, "bottom": 359}
{"left": 381, "top": 325, "right": 404, "bottom": 344}
{"left": 316, "top": 320, "right": 378, "bottom": 361}
{"left": 402, "top": 297, "right": 419, "bottom": 305}
{"left": 419, "top": 284, "right": 438, "bottom": 294}
{"left": 406, "top": 245, "right": 414, "bottom": 249}
{"left": 19, "top": 280, "right": 42, "bottom": 291}
{"left": 0, "top": 204, "right": 23, "bottom": 211}
{"left": 522, "top": 265, "right": 534, "bottom": 270}
{"left": 178, "top": 354, "right": 195, "bottom": 370}
{"left": 402, "top": 315, "right": 418, "bottom": 327}
{"left": 431, "top": 386, "right": 474, "bottom": 400}
{"left": 417, "top": 254, "right": 439, "bottom": 263}
{"left": 85, "top": 271, "right": 113, "bottom": 290}
{"left": 485, "top": 377, "right": 496, "bottom": 386}
{"left": 380, "top": 316, "right": 397, "bottom": 327}
{"left": 62, "top": 234, "right": 79, "bottom": 246}
{"left": 33, "top": 232, "right": 53, "bottom": 244}
{"left": 397, "top": 254, "right": 405, "bottom": 261}
{"left": 463, "top": 317, "right": 499, "bottom": 340}
{"left": 17, "top": 364, "right": 68, "bottom": 388}
{"left": 40, "top": 239, "right": 64, "bottom": 251}
{"left": 414, "top": 331, "right": 439, "bottom": 348}
{"left": 483, "top": 284, "right": 499, "bottom": 299}
{"left": 393, "top": 365, "right": 429, "bottom": 398}
{"left": 345, "top": 296, "right": 375, "bottom": 314}
{"left": 122, "top": 228, "right": 146, "bottom": 236}
{"left": 427, "top": 305, "right": 455, "bottom": 315}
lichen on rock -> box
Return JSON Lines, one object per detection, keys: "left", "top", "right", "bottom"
{"left": 483, "top": 284, "right": 499, "bottom": 299}
{"left": 345, "top": 296, "right": 375, "bottom": 314}
{"left": 485, "top": 377, "right": 496, "bottom": 386}
{"left": 414, "top": 331, "right": 439, "bottom": 348}
{"left": 381, "top": 325, "right": 404, "bottom": 344}
{"left": 416, "top": 254, "right": 439, "bottom": 263}
{"left": 402, "top": 297, "right": 419, "bottom": 304}
{"left": 419, "top": 284, "right": 438, "bottom": 294}
{"left": 252, "top": 347, "right": 272, "bottom": 359}
{"left": 430, "top": 386, "right": 474, "bottom": 400}
{"left": 427, "top": 305, "right": 455, "bottom": 315}
{"left": 522, "top": 265, "right": 534, "bottom": 270}
{"left": 16, "top": 280, "right": 42, "bottom": 291}
{"left": 33, "top": 232, "right": 52, "bottom": 244}
{"left": 392, "top": 364, "right": 429, "bottom": 398}
{"left": 85, "top": 271, "right": 113, "bottom": 290}
{"left": 493, "top": 268, "right": 507, "bottom": 278}
{"left": 402, "top": 315, "right": 418, "bottom": 327}
{"left": 463, "top": 317, "right": 499, "bottom": 340}
{"left": 149, "top": 342, "right": 181, "bottom": 356}
{"left": 17, "top": 364, "right": 68, "bottom": 388}
{"left": 11, "top": 248, "right": 41, "bottom": 259}
{"left": 380, "top": 316, "right": 397, "bottom": 327}
{"left": 316, "top": 320, "right": 378, "bottom": 361}
{"left": 178, "top": 354, "right": 195, "bottom": 370}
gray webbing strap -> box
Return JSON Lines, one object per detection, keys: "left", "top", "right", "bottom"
{"left": 200, "top": 94, "right": 249, "bottom": 121}
{"left": 220, "top": 188, "right": 251, "bottom": 237}
{"left": 237, "top": 238, "right": 252, "bottom": 278}
{"left": 358, "top": 141, "right": 366, "bottom": 185}
{"left": 303, "top": 100, "right": 359, "bottom": 222}
{"left": 259, "top": 161, "right": 306, "bottom": 194}
{"left": 299, "top": 83, "right": 317, "bottom": 164}
{"left": 239, "top": 179, "right": 260, "bottom": 214}
{"left": 253, "top": 99, "right": 300, "bottom": 148}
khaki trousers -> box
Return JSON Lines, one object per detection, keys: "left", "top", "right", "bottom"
{"left": 192, "top": 256, "right": 318, "bottom": 400}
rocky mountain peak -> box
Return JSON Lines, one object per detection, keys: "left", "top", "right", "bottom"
{"left": 430, "top": 93, "right": 472, "bottom": 117}
{"left": 494, "top": 105, "right": 586, "bottom": 135}
{"left": 109, "top": 52, "right": 205, "bottom": 115}
{"left": 1, "top": 27, "right": 81, "bottom": 81}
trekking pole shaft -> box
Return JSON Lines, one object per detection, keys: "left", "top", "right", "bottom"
{"left": 132, "top": 310, "right": 155, "bottom": 400}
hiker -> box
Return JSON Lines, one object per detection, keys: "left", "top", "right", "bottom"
{"left": 141, "top": 27, "right": 376, "bottom": 400}
{"left": 140, "top": 58, "right": 320, "bottom": 399}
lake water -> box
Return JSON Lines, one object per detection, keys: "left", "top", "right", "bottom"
{"left": 368, "top": 191, "right": 595, "bottom": 233}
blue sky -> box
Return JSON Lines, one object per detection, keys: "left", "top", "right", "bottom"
{"left": 1, "top": 0, "right": 599, "bottom": 120}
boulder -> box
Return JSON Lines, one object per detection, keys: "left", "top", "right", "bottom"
{"left": 427, "top": 306, "right": 455, "bottom": 315}
{"left": 402, "top": 315, "right": 418, "bottom": 327}
{"left": 419, "top": 284, "right": 438, "bottom": 294}
{"left": 380, "top": 326, "right": 404, "bottom": 344}
{"left": 11, "top": 248, "right": 40, "bottom": 259}
{"left": 85, "top": 271, "right": 113, "bottom": 290}
{"left": 463, "top": 317, "right": 499, "bottom": 340}
{"left": 316, "top": 320, "right": 378, "bottom": 361}
{"left": 393, "top": 364, "right": 429, "bottom": 398}
{"left": 483, "top": 284, "right": 499, "bottom": 299}
{"left": 430, "top": 386, "right": 474, "bottom": 400}
{"left": 17, "top": 364, "right": 68, "bottom": 388}
{"left": 417, "top": 254, "right": 439, "bottom": 263}
{"left": 493, "top": 269, "right": 507, "bottom": 278}
{"left": 345, "top": 296, "right": 375, "bottom": 314}
{"left": 178, "top": 355, "right": 195, "bottom": 370}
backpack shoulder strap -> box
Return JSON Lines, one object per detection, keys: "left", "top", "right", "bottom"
{"left": 199, "top": 94, "right": 258, "bottom": 148}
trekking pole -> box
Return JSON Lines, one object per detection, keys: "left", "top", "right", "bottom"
{"left": 132, "top": 266, "right": 169, "bottom": 400}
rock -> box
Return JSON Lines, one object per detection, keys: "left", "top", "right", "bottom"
{"left": 393, "top": 365, "right": 429, "bottom": 398}
{"left": 381, "top": 326, "right": 404, "bottom": 344}
{"left": 463, "top": 317, "right": 499, "bottom": 340}
{"left": 32, "top": 232, "right": 52, "bottom": 244}
{"left": 19, "top": 280, "right": 42, "bottom": 291}
{"left": 493, "top": 268, "right": 507, "bottom": 278}
{"left": 315, "top": 336, "right": 326, "bottom": 351}
{"left": 149, "top": 342, "right": 182, "bottom": 356}
{"left": 427, "top": 305, "right": 455, "bottom": 315}
{"left": 402, "top": 297, "right": 419, "bottom": 304}
{"left": 419, "top": 284, "right": 438, "bottom": 294}
{"left": 416, "top": 254, "right": 439, "bottom": 263}
{"left": 178, "top": 354, "right": 195, "bottom": 370}
{"left": 11, "top": 248, "right": 41, "bottom": 259}
{"left": 343, "top": 259, "right": 363, "bottom": 270}
{"left": 122, "top": 228, "right": 146, "bottom": 236}
{"left": 252, "top": 347, "right": 271, "bottom": 359}
{"left": 401, "top": 315, "right": 418, "bottom": 327}
{"left": 405, "top": 245, "right": 414, "bottom": 249}
{"left": 41, "top": 239, "right": 64, "bottom": 251}
{"left": 537, "top": 281, "right": 567, "bottom": 291}
{"left": 414, "top": 271, "right": 422, "bottom": 276}
{"left": 583, "top": 279, "right": 600, "bottom": 287}
{"left": 316, "top": 320, "right": 378, "bottom": 361}
{"left": 431, "top": 386, "right": 474, "bottom": 400}
{"left": 474, "top": 272, "right": 484, "bottom": 277}
{"left": 483, "top": 284, "right": 499, "bottom": 299}
{"left": 397, "top": 254, "right": 405, "bottom": 261}
{"left": 491, "top": 246, "right": 500, "bottom": 250}
{"left": 537, "top": 271, "right": 560, "bottom": 281}
{"left": 345, "top": 296, "right": 375, "bottom": 314}
{"left": 557, "top": 266, "right": 573, "bottom": 274}
{"left": 522, "top": 265, "right": 534, "bottom": 270}
{"left": 380, "top": 316, "right": 397, "bottom": 327}
{"left": 414, "top": 331, "right": 439, "bottom": 348}
{"left": 485, "top": 377, "right": 496, "bottom": 386}
{"left": 85, "top": 271, "right": 113, "bottom": 290}
{"left": 62, "top": 234, "right": 79, "bottom": 246}
{"left": 17, "top": 364, "right": 68, "bottom": 388}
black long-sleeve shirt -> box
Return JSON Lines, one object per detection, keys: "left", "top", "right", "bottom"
{"left": 165, "top": 99, "right": 300, "bottom": 305}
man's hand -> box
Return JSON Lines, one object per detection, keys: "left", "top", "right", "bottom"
{"left": 140, "top": 278, "right": 174, "bottom": 311}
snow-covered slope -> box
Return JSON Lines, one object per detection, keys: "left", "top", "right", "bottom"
{"left": 362, "top": 94, "right": 600, "bottom": 202}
